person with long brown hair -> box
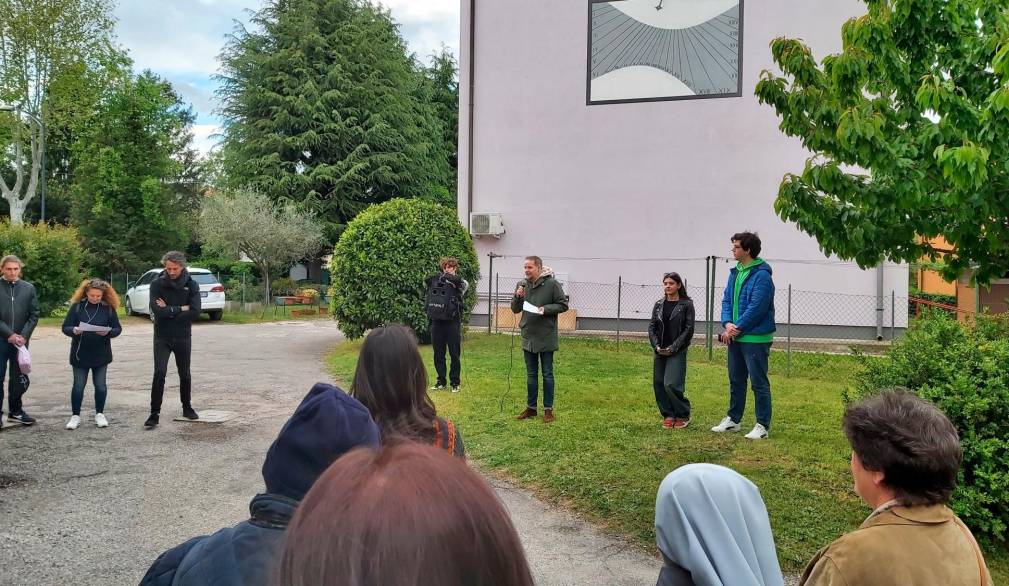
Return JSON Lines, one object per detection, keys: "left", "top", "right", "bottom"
{"left": 351, "top": 324, "right": 464, "bottom": 458}
{"left": 278, "top": 443, "right": 535, "bottom": 586}
{"left": 61, "top": 278, "right": 122, "bottom": 429}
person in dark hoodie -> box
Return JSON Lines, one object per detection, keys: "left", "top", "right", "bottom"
{"left": 138, "top": 382, "right": 381, "bottom": 586}
{"left": 145, "top": 251, "right": 202, "bottom": 428}
{"left": 0, "top": 254, "right": 40, "bottom": 428}
{"left": 711, "top": 232, "right": 776, "bottom": 440}
{"left": 61, "top": 279, "right": 123, "bottom": 430}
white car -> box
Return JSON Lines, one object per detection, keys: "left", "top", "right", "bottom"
{"left": 124, "top": 267, "right": 225, "bottom": 321}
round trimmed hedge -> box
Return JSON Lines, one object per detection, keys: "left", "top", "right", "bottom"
{"left": 0, "top": 222, "right": 83, "bottom": 315}
{"left": 330, "top": 199, "right": 479, "bottom": 340}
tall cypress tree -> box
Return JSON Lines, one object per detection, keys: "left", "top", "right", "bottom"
{"left": 217, "top": 0, "right": 452, "bottom": 239}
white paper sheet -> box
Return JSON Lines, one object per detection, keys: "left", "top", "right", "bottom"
{"left": 78, "top": 322, "right": 112, "bottom": 333}
{"left": 522, "top": 301, "right": 541, "bottom": 314}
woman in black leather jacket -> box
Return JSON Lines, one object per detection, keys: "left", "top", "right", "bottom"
{"left": 648, "top": 272, "right": 695, "bottom": 429}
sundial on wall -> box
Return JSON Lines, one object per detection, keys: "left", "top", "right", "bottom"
{"left": 587, "top": 0, "right": 743, "bottom": 104}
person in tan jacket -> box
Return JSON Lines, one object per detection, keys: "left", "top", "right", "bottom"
{"left": 800, "top": 389, "right": 992, "bottom": 586}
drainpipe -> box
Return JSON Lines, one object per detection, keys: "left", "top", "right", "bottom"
{"left": 875, "top": 265, "right": 884, "bottom": 341}
{"left": 465, "top": 0, "right": 476, "bottom": 221}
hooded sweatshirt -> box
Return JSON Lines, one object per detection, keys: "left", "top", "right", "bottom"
{"left": 139, "top": 383, "right": 381, "bottom": 586}
{"left": 655, "top": 463, "right": 784, "bottom": 586}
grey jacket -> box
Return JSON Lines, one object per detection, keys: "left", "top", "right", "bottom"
{"left": 0, "top": 279, "right": 40, "bottom": 342}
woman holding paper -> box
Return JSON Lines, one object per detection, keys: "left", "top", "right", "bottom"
{"left": 61, "top": 279, "right": 123, "bottom": 429}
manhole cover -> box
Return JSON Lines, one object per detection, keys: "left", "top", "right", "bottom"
{"left": 172, "top": 410, "right": 234, "bottom": 423}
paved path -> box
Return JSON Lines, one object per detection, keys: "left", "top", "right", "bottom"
{"left": 0, "top": 319, "right": 661, "bottom": 585}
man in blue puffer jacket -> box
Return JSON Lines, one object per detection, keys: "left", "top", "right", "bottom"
{"left": 711, "top": 232, "right": 776, "bottom": 440}
{"left": 139, "top": 383, "right": 381, "bottom": 586}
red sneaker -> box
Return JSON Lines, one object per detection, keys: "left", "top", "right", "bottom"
{"left": 673, "top": 418, "right": 691, "bottom": 429}
{"left": 662, "top": 417, "right": 674, "bottom": 429}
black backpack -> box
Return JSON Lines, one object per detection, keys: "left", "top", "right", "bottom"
{"left": 425, "top": 275, "right": 459, "bottom": 321}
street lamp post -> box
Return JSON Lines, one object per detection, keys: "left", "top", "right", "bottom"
{"left": 0, "top": 105, "right": 46, "bottom": 223}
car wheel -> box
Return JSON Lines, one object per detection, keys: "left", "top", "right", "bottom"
{"left": 209, "top": 310, "right": 223, "bottom": 321}
{"left": 125, "top": 297, "right": 134, "bottom": 316}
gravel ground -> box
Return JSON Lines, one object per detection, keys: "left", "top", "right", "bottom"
{"left": 0, "top": 318, "right": 665, "bottom": 585}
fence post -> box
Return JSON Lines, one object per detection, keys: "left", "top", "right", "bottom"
{"left": 242, "top": 272, "right": 246, "bottom": 306}
{"left": 708, "top": 256, "right": 717, "bottom": 362}
{"left": 486, "top": 253, "right": 497, "bottom": 334}
{"left": 787, "top": 284, "right": 792, "bottom": 378}
{"left": 495, "top": 273, "right": 500, "bottom": 334}
{"left": 616, "top": 276, "right": 622, "bottom": 349}
{"left": 891, "top": 290, "right": 895, "bottom": 341}
{"left": 704, "top": 256, "right": 711, "bottom": 357}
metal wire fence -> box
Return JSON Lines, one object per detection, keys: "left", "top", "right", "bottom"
{"left": 476, "top": 256, "right": 912, "bottom": 366}
{"left": 105, "top": 272, "right": 329, "bottom": 313}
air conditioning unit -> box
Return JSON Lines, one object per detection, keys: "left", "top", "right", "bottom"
{"left": 469, "top": 212, "right": 505, "bottom": 238}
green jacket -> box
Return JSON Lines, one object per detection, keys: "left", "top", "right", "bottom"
{"left": 510, "top": 269, "right": 569, "bottom": 353}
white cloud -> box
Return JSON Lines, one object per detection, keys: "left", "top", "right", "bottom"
{"left": 191, "top": 124, "right": 223, "bottom": 157}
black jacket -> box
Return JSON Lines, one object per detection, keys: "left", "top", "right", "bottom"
{"left": 61, "top": 301, "right": 123, "bottom": 368}
{"left": 0, "top": 279, "right": 40, "bottom": 342}
{"left": 149, "top": 270, "right": 201, "bottom": 340}
{"left": 648, "top": 298, "right": 695, "bottom": 355}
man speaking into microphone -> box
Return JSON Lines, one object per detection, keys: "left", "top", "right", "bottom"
{"left": 511, "top": 256, "right": 568, "bottom": 424}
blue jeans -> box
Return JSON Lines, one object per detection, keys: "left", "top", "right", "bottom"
{"left": 72, "top": 364, "right": 108, "bottom": 415}
{"left": 523, "top": 350, "right": 554, "bottom": 410}
{"left": 727, "top": 342, "right": 772, "bottom": 428}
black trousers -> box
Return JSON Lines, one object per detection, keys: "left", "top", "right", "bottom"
{"left": 150, "top": 337, "right": 192, "bottom": 414}
{"left": 0, "top": 339, "right": 25, "bottom": 415}
{"left": 431, "top": 319, "right": 461, "bottom": 387}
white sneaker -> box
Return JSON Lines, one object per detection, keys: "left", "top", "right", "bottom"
{"left": 66, "top": 415, "right": 81, "bottom": 430}
{"left": 744, "top": 423, "right": 769, "bottom": 440}
{"left": 710, "top": 416, "right": 741, "bottom": 433}
{"left": 95, "top": 413, "right": 109, "bottom": 428}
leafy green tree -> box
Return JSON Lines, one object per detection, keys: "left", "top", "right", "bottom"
{"left": 70, "top": 71, "right": 196, "bottom": 273}
{"left": 755, "top": 1, "right": 1009, "bottom": 284}
{"left": 330, "top": 198, "right": 478, "bottom": 340}
{"left": 0, "top": 0, "right": 116, "bottom": 224}
{"left": 216, "top": 0, "right": 453, "bottom": 240}
{"left": 199, "top": 188, "right": 326, "bottom": 303}
{"left": 420, "top": 47, "right": 459, "bottom": 205}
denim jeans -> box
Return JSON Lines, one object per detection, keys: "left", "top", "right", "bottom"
{"left": 727, "top": 341, "right": 772, "bottom": 428}
{"left": 151, "top": 337, "right": 192, "bottom": 414}
{"left": 523, "top": 350, "right": 555, "bottom": 410}
{"left": 653, "top": 351, "right": 690, "bottom": 419}
{"left": 71, "top": 364, "right": 108, "bottom": 415}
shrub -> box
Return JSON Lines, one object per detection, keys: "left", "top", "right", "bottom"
{"left": 0, "top": 222, "right": 83, "bottom": 315}
{"left": 271, "top": 277, "right": 296, "bottom": 295}
{"left": 331, "top": 198, "right": 479, "bottom": 340}
{"left": 853, "top": 309, "right": 1009, "bottom": 545}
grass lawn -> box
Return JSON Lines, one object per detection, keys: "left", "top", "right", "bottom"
{"left": 329, "top": 333, "right": 1008, "bottom": 579}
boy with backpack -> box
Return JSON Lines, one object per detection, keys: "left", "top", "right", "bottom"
{"left": 425, "top": 257, "right": 468, "bottom": 392}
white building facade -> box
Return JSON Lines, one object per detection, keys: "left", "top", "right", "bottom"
{"left": 458, "top": 0, "right": 908, "bottom": 339}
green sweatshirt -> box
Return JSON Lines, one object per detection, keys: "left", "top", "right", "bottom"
{"left": 733, "top": 259, "right": 774, "bottom": 344}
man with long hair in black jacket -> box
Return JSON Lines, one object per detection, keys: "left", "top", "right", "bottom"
{"left": 145, "top": 251, "right": 201, "bottom": 428}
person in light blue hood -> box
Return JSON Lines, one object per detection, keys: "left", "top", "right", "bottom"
{"left": 139, "top": 383, "right": 381, "bottom": 586}
{"left": 655, "top": 463, "right": 784, "bottom": 586}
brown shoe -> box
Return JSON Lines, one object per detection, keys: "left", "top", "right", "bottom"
{"left": 516, "top": 407, "right": 537, "bottom": 420}
{"left": 543, "top": 409, "right": 555, "bottom": 424}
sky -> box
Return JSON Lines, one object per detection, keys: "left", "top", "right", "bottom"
{"left": 114, "top": 0, "right": 460, "bottom": 156}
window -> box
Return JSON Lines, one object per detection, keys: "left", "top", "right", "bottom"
{"left": 190, "top": 273, "right": 220, "bottom": 285}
